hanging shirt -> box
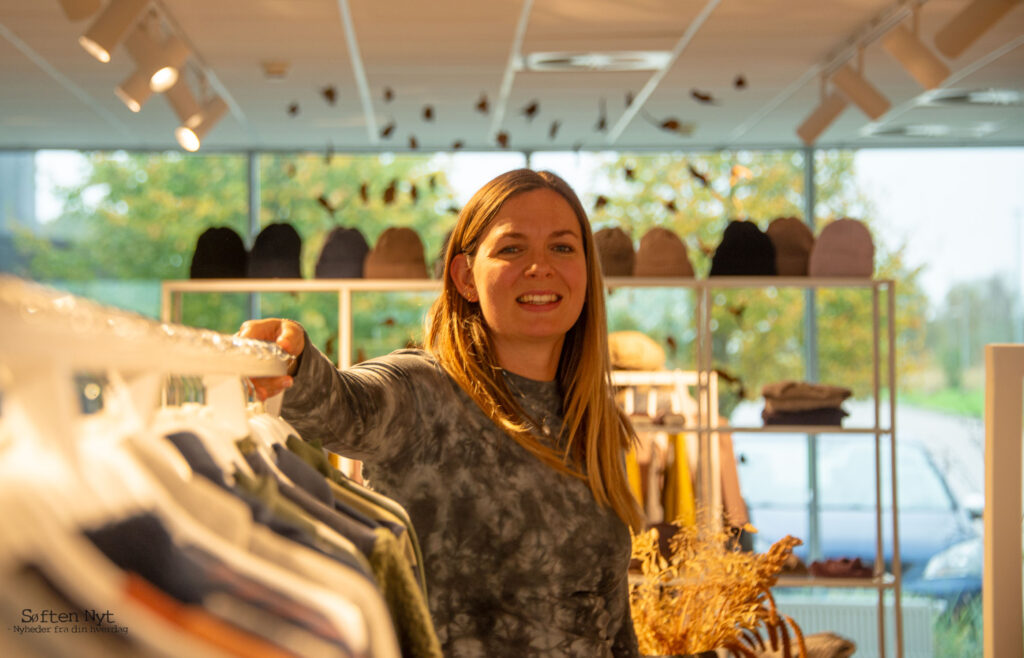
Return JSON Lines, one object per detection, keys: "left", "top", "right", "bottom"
{"left": 282, "top": 346, "right": 639, "bottom": 657}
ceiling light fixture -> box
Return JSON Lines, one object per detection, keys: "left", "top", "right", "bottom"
{"left": 934, "top": 0, "right": 1021, "bottom": 59}
{"left": 79, "top": 0, "right": 149, "bottom": 63}
{"left": 796, "top": 90, "right": 849, "bottom": 145}
{"left": 144, "top": 35, "right": 190, "bottom": 92}
{"left": 881, "top": 23, "right": 950, "bottom": 89}
{"left": 114, "top": 26, "right": 160, "bottom": 111}
{"left": 830, "top": 54, "right": 891, "bottom": 120}
{"left": 175, "top": 97, "right": 228, "bottom": 152}
{"left": 518, "top": 51, "right": 672, "bottom": 72}
{"left": 57, "top": 0, "right": 102, "bottom": 22}
{"left": 165, "top": 78, "right": 201, "bottom": 125}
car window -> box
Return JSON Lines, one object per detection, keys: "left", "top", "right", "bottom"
{"left": 735, "top": 434, "right": 954, "bottom": 512}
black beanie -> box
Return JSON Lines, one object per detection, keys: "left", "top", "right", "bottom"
{"left": 190, "top": 226, "right": 247, "bottom": 279}
{"left": 315, "top": 227, "right": 370, "bottom": 278}
{"left": 709, "top": 220, "right": 777, "bottom": 276}
{"left": 248, "top": 223, "right": 303, "bottom": 278}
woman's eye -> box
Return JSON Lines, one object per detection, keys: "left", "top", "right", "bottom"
{"left": 498, "top": 245, "right": 521, "bottom": 255}
{"left": 552, "top": 243, "right": 576, "bottom": 254}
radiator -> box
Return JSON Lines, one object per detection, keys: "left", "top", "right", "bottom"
{"left": 773, "top": 595, "right": 942, "bottom": 658}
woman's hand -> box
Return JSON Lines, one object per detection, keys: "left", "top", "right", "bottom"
{"left": 237, "top": 318, "right": 306, "bottom": 400}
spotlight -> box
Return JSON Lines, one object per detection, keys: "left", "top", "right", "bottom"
{"left": 934, "top": 0, "right": 1021, "bottom": 59}
{"left": 79, "top": 0, "right": 150, "bottom": 63}
{"left": 796, "top": 92, "right": 848, "bottom": 145}
{"left": 882, "top": 24, "right": 950, "bottom": 89}
{"left": 143, "top": 35, "right": 190, "bottom": 92}
{"left": 57, "top": 0, "right": 102, "bottom": 21}
{"left": 114, "top": 27, "right": 159, "bottom": 111}
{"left": 175, "top": 97, "right": 228, "bottom": 151}
{"left": 830, "top": 63, "right": 891, "bottom": 120}
{"left": 165, "top": 79, "right": 201, "bottom": 125}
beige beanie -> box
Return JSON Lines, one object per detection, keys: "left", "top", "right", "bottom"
{"left": 363, "top": 227, "right": 429, "bottom": 278}
{"left": 808, "top": 218, "right": 874, "bottom": 277}
{"left": 634, "top": 227, "right": 694, "bottom": 277}
{"left": 608, "top": 331, "right": 666, "bottom": 370}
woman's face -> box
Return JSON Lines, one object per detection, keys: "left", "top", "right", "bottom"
{"left": 451, "top": 188, "right": 588, "bottom": 369}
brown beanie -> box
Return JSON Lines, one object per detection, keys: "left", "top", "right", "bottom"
{"left": 594, "top": 226, "right": 635, "bottom": 277}
{"left": 363, "top": 227, "right": 429, "bottom": 278}
{"left": 634, "top": 227, "right": 694, "bottom": 277}
{"left": 766, "top": 216, "right": 814, "bottom": 276}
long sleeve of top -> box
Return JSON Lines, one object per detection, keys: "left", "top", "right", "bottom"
{"left": 281, "top": 344, "right": 639, "bottom": 658}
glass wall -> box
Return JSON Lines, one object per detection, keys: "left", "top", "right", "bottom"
{"left": 4, "top": 145, "right": 1022, "bottom": 656}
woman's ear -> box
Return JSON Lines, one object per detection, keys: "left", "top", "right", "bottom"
{"left": 450, "top": 254, "right": 478, "bottom": 302}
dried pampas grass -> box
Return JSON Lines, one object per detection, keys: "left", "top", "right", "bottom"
{"left": 630, "top": 522, "right": 805, "bottom": 657}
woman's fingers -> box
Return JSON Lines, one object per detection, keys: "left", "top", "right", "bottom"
{"left": 250, "top": 374, "right": 293, "bottom": 401}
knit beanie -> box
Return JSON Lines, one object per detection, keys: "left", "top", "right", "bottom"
{"left": 808, "top": 218, "right": 874, "bottom": 277}
{"left": 634, "top": 227, "right": 694, "bottom": 277}
{"left": 315, "top": 227, "right": 370, "bottom": 278}
{"left": 709, "top": 220, "right": 776, "bottom": 276}
{"left": 190, "top": 226, "right": 247, "bottom": 278}
{"left": 608, "top": 331, "right": 666, "bottom": 370}
{"left": 594, "top": 226, "right": 635, "bottom": 277}
{"left": 766, "top": 216, "right": 814, "bottom": 276}
{"left": 364, "top": 227, "right": 429, "bottom": 279}
{"left": 248, "top": 223, "right": 303, "bottom": 278}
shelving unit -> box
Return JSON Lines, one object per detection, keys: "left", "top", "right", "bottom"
{"left": 162, "top": 275, "right": 902, "bottom": 656}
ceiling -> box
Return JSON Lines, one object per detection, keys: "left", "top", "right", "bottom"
{"left": 1, "top": 0, "right": 1022, "bottom": 153}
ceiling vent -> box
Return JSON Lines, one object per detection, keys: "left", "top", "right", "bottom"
{"left": 517, "top": 51, "right": 671, "bottom": 72}
{"left": 863, "top": 122, "right": 1000, "bottom": 138}
{"left": 917, "top": 88, "right": 1023, "bottom": 107}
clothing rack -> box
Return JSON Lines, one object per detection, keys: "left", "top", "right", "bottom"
{"left": 1, "top": 275, "right": 293, "bottom": 377}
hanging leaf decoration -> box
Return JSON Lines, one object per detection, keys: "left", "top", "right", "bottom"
{"left": 383, "top": 87, "right": 394, "bottom": 102}
{"left": 408, "top": 135, "right": 419, "bottom": 150}
{"left": 594, "top": 195, "right": 608, "bottom": 210}
{"left": 595, "top": 98, "right": 607, "bottom": 132}
{"left": 383, "top": 179, "right": 397, "bottom": 205}
{"left": 624, "top": 166, "right": 636, "bottom": 181}
{"left": 287, "top": 102, "right": 300, "bottom": 117}
{"left": 428, "top": 174, "right": 438, "bottom": 191}
{"left": 496, "top": 131, "right": 509, "bottom": 148}
{"left": 324, "top": 141, "right": 334, "bottom": 164}
{"left": 452, "top": 140, "right": 464, "bottom": 150}
{"left": 691, "top": 88, "right": 716, "bottom": 104}
{"left": 360, "top": 182, "right": 369, "bottom": 204}
{"left": 664, "top": 199, "right": 678, "bottom": 213}
{"left": 734, "top": 74, "right": 747, "bottom": 89}
{"left": 321, "top": 85, "right": 337, "bottom": 105}
{"left": 475, "top": 93, "right": 489, "bottom": 114}
{"left": 688, "top": 164, "right": 711, "bottom": 187}
{"left": 549, "top": 120, "right": 561, "bottom": 140}
{"left": 317, "top": 194, "right": 336, "bottom": 216}
{"left": 422, "top": 105, "right": 434, "bottom": 121}
{"left": 521, "top": 100, "right": 539, "bottom": 120}
{"left": 380, "top": 121, "right": 396, "bottom": 139}
{"left": 409, "top": 184, "right": 419, "bottom": 204}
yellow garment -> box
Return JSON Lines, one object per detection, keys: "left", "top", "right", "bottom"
{"left": 662, "top": 433, "right": 696, "bottom": 527}
{"left": 626, "top": 447, "right": 643, "bottom": 507}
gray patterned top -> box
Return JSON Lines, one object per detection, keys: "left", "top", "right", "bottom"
{"left": 281, "top": 345, "right": 639, "bottom": 657}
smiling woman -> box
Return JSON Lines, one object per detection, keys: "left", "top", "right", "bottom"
{"left": 239, "top": 168, "right": 645, "bottom": 656}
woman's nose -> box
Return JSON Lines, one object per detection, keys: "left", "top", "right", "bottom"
{"left": 524, "top": 251, "right": 554, "bottom": 277}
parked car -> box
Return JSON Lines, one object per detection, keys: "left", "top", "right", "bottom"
{"left": 732, "top": 433, "right": 978, "bottom": 584}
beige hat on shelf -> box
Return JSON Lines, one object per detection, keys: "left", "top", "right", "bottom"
{"left": 594, "top": 226, "right": 635, "bottom": 277}
{"left": 608, "top": 330, "right": 666, "bottom": 371}
{"left": 634, "top": 227, "right": 694, "bottom": 277}
{"left": 808, "top": 217, "right": 874, "bottom": 277}
{"left": 766, "top": 216, "right": 814, "bottom": 276}
{"left": 363, "top": 226, "right": 429, "bottom": 278}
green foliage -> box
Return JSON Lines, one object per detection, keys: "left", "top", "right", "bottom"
{"left": 933, "top": 596, "right": 982, "bottom": 658}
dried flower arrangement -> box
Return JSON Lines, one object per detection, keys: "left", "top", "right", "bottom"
{"left": 630, "top": 522, "right": 805, "bottom": 657}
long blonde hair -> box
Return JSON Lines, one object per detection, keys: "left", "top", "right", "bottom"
{"left": 426, "top": 168, "right": 644, "bottom": 531}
